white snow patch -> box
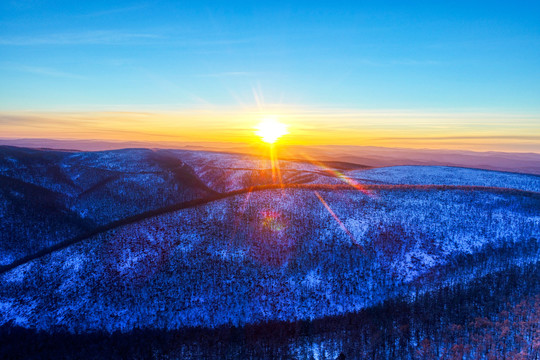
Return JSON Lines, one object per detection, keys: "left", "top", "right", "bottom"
{"left": 214, "top": 249, "right": 247, "bottom": 261}
{"left": 302, "top": 270, "right": 322, "bottom": 289}
{"left": 62, "top": 254, "right": 86, "bottom": 272}
{"left": 0, "top": 300, "right": 30, "bottom": 326}
{"left": 117, "top": 250, "right": 143, "bottom": 273}
{"left": 345, "top": 218, "right": 369, "bottom": 240}
{"left": 2, "top": 262, "right": 32, "bottom": 282}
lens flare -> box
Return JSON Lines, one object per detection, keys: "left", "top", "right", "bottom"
{"left": 261, "top": 210, "right": 286, "bottom": 232}
{"left": 298, "top": 153, "right": 373, "bottom": 196}
{"left": 314, "top": 191, "right": 365, "bottom": 253}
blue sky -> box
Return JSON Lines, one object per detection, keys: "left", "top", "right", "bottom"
{"left": 1, "top": 1, "right": 539, "bottom": 151}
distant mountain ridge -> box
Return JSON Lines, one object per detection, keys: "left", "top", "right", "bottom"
{"left": 2, "top": 138, "right": 540, "bottom": 174}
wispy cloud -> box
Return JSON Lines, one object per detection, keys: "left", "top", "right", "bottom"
{"left": 194, "top": 71, "right": 255, "bottom": 78}
{"left": 376, "top": 135, "right": 540, "bottom": 141}
{"left": 349, "top": 58, "right": 444, "bottom": 67}
{"left": 0, "top": 30, "right": 161, "bottom": 46}
{"left": 80, "top": 3, "right": 149, "bottom": 17}
{"left": 3, "top": 64, "right": 86, "bottom": 79}
{"left": 388, "top": 59, "right": 443, "bottom": 66}
{"left": 0, "top": 113, "right": 99, "bottom": 126}
{"left": 1, "top": 109, "right": 539, "bottom": 153}
{"left": 0, "top": 30, "right": 256, "bottom": 51}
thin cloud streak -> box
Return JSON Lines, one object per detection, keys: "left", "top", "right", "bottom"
{"left": 0, "top": 31, "right": 255, "bottom": 47}
{"left": 377, "top": 135, "right": 540, "bottom": 141}
{"left": 0, "top": 31, "right": 162, "bottom": 46}
{"left": 80, "top": 3, "right": 150, "bottom": 17}
{"left": 194, "top": 72, "right": 255, "bottom": 78}
{"left": 2, "top": 64, "right": 87, "bottom": 80}
{"left": 2, "top": 108, "right": 539, "bottom": 153}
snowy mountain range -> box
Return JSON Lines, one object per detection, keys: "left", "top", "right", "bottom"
{"left": 0, "top": 145, "right": 538, "bottom": 359}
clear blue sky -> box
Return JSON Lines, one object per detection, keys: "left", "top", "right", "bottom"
{"left": 1, "top": 1, "right": 539, "bottom": 152}
{"left": 1, "top": 0, "right": 539, "bottom": 111}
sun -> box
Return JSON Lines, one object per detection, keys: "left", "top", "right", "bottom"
{"left": 255, "top": 118, "right": 288, "bottom": 144}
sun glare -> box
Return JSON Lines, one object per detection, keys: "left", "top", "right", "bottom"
{"left": 255, "top": 118, "right": 288, "bottom": 144}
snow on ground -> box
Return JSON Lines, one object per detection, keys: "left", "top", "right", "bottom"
{"left": 65, "top": 149, "right": 161, "bottom": 173}
{"left": 62, "top": 253, "right": 86, "bottom": 272}
{"left": 347, "top": 165, "right": 540, "bottom": 192}
{"left": 2, "top": 262, "right": 32, "bottom": 283}
{"left": 171, "top": 150, "right": 345, "bottom": 191}
{"left": 0, "top": 253, "right": 15, "bottom": 266}
{"left": 173, "top": 152, "right": 540, "bottom": 193}
{"left": 0, "top": 185, "right": 537, "bottom": 332}
{"left": 1, "top": 150, "right": 538, "bottom": 332}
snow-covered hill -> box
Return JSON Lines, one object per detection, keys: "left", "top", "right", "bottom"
{"left": 0, "top": 147, "right": 213, "bottom": 262}
{"left": 348, "top": 165, "right": 540, "bottom": 192}
{"left": 1, "top": 146, "right": 539, "bottom": 336}
{"left": 172, "top": 150, "right": 344, "bottom": 192}
{"left": 1, "top": 186, "right": 537, "bottom": 331}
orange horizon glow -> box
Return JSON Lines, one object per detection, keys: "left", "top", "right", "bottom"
{"left": 1, "top": 107, "right": 539, "bottom": 153}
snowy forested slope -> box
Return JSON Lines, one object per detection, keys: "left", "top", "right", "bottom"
{"left": 2, "top": 187, "right": 537, "bottom": 331}
{"left": 0, "top": 147, "right": 212, "bottom": 263}
{"left": 348, "top": 165, "right": 540, "bottom": 192}
{"left": 0, "top": 147, "right": 358, "bottom": 262}
{"left": 171, "top": 150, "right": 346, "bottom": 192}
{"left": 1, "top": 145, "right": 539, "bottom": 340}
